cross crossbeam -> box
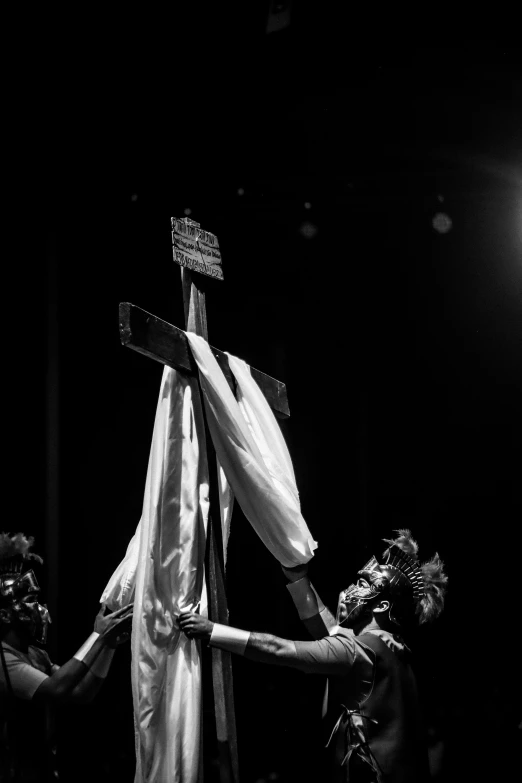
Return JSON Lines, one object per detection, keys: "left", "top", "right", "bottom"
{"left": 119, "top": 302, "right": 290, "bottom": 418}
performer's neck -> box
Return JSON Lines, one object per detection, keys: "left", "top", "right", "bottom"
{"left": 355, "top": 617, "right": 386, "bottom": 636}
{"left": 1, "top": 627, "right": 30, "bottom": 653}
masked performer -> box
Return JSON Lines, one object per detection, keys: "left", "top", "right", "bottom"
{"left": 180, "top": 530, "right": 447, "bottom": 783}
{"left": 0, "top": 533, "right": 132, "bottom": 782}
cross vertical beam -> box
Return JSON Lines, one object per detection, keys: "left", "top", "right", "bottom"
{"left": 119, "top": 216, "right": 290, "bottom": 782}
{"left": 181, "top": 267, "right": 240, "bottom": 783}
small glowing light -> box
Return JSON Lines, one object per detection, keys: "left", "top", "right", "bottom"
{"left": 304, "top": 201, "right": 311, "bottom": 210}
{"left": 131, "top": 193, "right": 138, "bottom": 202}
{"left": 299, "top": 221, "right": 318, "bottom": 239}
{"left": 237, "top": 188, "right": 245, "bottom": 196}
{"left": 432, "top": 212, "right": 452, "bottom": 234}
{"left": 184, "top": 207, "right": 192, "bottom": 216}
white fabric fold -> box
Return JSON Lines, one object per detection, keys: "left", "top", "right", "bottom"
{"left": 100, "top": 528, "right": 140, "bottom": 609}
{"left": 218, "top": 457, "right": 234, "bottom": 566}
{"left": 101, "top": 366, "right": 209, "bottom": 783}
{"left": 186, "top": 333, "right": 317, "bottom": 568}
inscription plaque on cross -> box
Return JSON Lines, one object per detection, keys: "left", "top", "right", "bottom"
{"left": 118, "top": 216, "right": 290, "bottom": 783}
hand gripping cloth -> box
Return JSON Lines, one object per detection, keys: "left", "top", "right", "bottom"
{"left": 101, "top": 366, "right": 210, "bottom": 783}
{"left": 186, "top": 333, "right": 317, "bottom": 568}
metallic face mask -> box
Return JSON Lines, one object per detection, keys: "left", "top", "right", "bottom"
{"left": 338, "top": 556, "right": 389, "bottom": 624}
{"left": 1, "top": 569, "right": 52, "bottom": 644}
{"left": 14, "top": 600, "right": 52, "bottom": 644}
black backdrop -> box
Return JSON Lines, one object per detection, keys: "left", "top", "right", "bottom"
{"left": 5, "top": 6, "right": 522, "bottom": 782}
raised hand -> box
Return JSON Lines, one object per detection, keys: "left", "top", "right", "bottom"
{"left": 178, "top": 611, "right": 213, "bottom": 641}
{"left": 94, "top": 604, "right": 133, "bottom": 647}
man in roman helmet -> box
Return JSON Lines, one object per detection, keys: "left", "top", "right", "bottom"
{"left": 0, "top": 533, "right": 133, "bottom": 782}
{"left": 179, "top": 529, "right": 448, "bottom": 783}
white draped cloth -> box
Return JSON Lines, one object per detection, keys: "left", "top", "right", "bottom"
{"left": 101, "top": 335, "right": 317, "bottom": 782}
{"left": 101, "top": 368, "right": 209, "bottom": 783}
{"left": 186, "top": 333, "right": 317, "bottom": 567}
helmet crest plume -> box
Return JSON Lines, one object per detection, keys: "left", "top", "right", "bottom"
{"left": 382, "top": 529, "right": 448, "bottom": 625}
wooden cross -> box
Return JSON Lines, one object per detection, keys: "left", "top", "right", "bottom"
{"left": 118, "top": 217, "right": 290, "bottom": 783}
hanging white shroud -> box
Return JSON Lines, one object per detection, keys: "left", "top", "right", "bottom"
{"left": 101, "top": 368, "right": 210, "bottom": 783}
{"left": 101, "top": 336, "right": 317, "bottom": 782}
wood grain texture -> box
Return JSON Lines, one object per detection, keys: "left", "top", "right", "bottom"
{"left": 181, "top": 268, "right": 209, "bottom": 339}
{"left": 119, "top": 302, "right": 290, "bottom": 418}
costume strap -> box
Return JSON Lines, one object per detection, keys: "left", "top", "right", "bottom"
{"left": 73, "top": 632, "right": 100, "bottom": 661}
{"left": 326, "top": 703, "right": 381, "bottom": 780}
{"left": 209, "top": 623, "right": 250, "bottom": 655}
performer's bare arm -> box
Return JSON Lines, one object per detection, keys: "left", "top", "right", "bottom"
{"left": 179, "top": 612, "right": 359, "bottom": 675}
{"left": 244, "top": 632, "right": 298, "bottom": 665}
{"left": 33, "top": 605, "right": 132, "bottom": 705}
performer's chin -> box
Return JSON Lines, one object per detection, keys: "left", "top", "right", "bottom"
{"left": 341, "top": 602, "right": 372, "bottom": 629}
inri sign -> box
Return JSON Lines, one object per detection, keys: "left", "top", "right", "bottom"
{"left": 171, "top": 217, "right": 224, "bottom": 281}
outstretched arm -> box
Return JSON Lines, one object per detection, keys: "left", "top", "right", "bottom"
{"left": 178, "top": 612, "right": 360, "bottom": 675}
{"left": 178, "top": 612, "right": 297, "bottom": 665}
{"left": 247, "top": 632, "right": 298, "bottom": 666}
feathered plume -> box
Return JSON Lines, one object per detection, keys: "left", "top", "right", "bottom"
{"left": 417, "top": 552, "right": 448, "bottom": 624}
{"left": 0, "top": 532, "right": 43, "bottom": 570}
{"left": 383, "top": 529, "right": 420, "bottom": 560}
{"left": 382, "top": 529, "right": 448, "bottom": 625}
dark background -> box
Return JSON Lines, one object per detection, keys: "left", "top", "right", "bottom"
{"left": 6, "top": 3, "right": 522, "bottom": 781}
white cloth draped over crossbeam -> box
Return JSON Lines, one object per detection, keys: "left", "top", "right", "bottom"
{"left": 186, "top": 332, "right": 317, "bottom": 567}
{"left": 101, "top": 335, "right": 317, "bottom": 782}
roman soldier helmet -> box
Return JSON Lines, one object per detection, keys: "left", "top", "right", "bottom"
{"left": 341, "top": 529, "right": 448, "bottom": 627}
{"left": 0, "top": 533, "right": 51, "bottom": 644}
